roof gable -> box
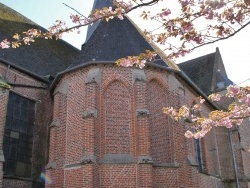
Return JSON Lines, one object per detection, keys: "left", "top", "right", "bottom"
{"left": 178, "top": 48, "right": 233, "bottom": 95}
{"left": 0, "top": 3, "right": 81, "bottom": 77}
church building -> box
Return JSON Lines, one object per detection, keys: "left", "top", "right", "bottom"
{"left": 0, "top": 1, "right": 250, "bottom": 187}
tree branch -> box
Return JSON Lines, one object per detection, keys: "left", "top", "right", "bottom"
{"left": 191, "top": 20, "right": 250, "bottom": 51}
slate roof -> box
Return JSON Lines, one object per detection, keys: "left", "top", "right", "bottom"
{"left": 178, "top": 48, "right": 233, "bottom": 95}
{"left": 0, "top": 3, "right": 81, "bottom": 78}
{"left": 76, "top": 0, "right": 176, "bottom": 67}
{"left": 77, "top": 17, "right": 167, "bottom": 67}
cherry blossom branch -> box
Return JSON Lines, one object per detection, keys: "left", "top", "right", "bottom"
{"left": 191, "top": 20, "right": 250, "bottom": 51}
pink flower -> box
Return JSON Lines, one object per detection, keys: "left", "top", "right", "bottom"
{"left": 120, "top": 58, "right": 133, "bottom": 67}
{"left": 0, "top": 39, "right": 10, "bottom": 49}
{"left": 182, "top": 22, "right": 193, "bottom": 32}
{"left": 209, "top": 93, "right": 221, "bottom": 101}
{"left": 193, "top": 132, "right": 203, "bottom": 139}
{"left": 180, "top": 0, "right": 189, "bottom": 7}
{"left": 193, "top": 104, "right": 201, "bottom": 112}
{"left": 160, "top": 9, "right": 171, "bottom": 17}
{"left": 221, "top": 117, "right": 232, "bottom": 128}
{"left": 184, "top": 131, "right": 193, "bottom": 138}
{"left": 227, "top": 85, "right": 240, "bottom": 97}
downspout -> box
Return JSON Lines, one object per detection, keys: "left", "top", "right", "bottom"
{"left": 229, "top": 128, "right": 240, "bottom": 188}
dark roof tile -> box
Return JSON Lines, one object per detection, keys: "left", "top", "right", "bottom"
{"left": 0, "top": 3, "right": 80, "bottom": 77}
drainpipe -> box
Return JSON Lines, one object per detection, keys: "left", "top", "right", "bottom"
{"left": 229, "top": 128, "right": 240, "bottom": 188}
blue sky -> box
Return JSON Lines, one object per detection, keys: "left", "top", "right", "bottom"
{"left": 1, "top": 0, "right": 250, "bottom": 85}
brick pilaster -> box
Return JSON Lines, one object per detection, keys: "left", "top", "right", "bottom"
{"left": 134, "top": 80, "right": 153, "bottom": 187}
{"left": 0, "top": 87, "right": 9, "bottom": 187}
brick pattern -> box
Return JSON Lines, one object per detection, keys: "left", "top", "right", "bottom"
{"left": 147, "top": 80, "right": 174, "bottom": 163}
{"left": 45, "top": 65, "right": 250, "bottom": 188}
{"left": 0, "top": 62, "right": 52, "bottom": 187}
{"left": 104, "top": 81, "right": 131, "bottom": 154}
{"left": 0, "top": 88, "right": 9, "bottom": 187}
{"left": 100, "top": 164, "right": 136, "bottom": 187}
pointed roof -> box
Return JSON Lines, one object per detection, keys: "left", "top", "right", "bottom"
{"left": 79, "top": 17, "right": 166, "bottom": 64}
{"left": 0, "top": 3, "right": 80, "bottom": 78}
{"left": 85, "top": 0, "right": 113, "bottom": 42}
{"left": 75, "top": 0, "right": 180, "bottom": 69}
{"left": 178, "top": 48, "right": 233, "bottom": 95}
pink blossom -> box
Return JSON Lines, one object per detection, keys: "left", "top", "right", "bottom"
{"left": 193, "top": 104, "right": 201, "bottom": 112}
{"left": 0, "top": 39, "right": 10, "bottom": 49}
{"left": 138, "top": 59, "right": 146, "bottom": 69}
{"left": 182, "top": 22, "right": 193, "bottom": 32}
{"left": 206, "top": 10, "right": 214, "bottom": 20}
{"left": 160, "top": 9, "right": 171, "bottom": 17}
{"left": 227, "top": 85, "right": 240, "bottom": 97}
{"left": 70, "top": 14, "right": 81, "bottom": 24}
{"left": 193, "top": 132, "right": 204, "bottom": 139}
{"left": 184, "top": 131, "right": 193, "bottom": 138}
{"left": 120, "top": 59, "right": 133, "bottom": 67}
{"left": 209, "top": 93, "right": 221, "bottom": 101}
{"left": 220, "top": 117, "right": 232, "bottom": 128}
{"left": 245, "top": 94, "right": 250, "bottom": 107}
{"left": 180, "top": 0, "right": 189, "bottom": 7}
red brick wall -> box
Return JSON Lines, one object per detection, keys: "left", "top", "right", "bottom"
{"left": 0, "top": 62, "right": 52, "bottom": 187}
{"left": 47, "top": 64, "right": 246, "bottom": 187}
{"left": 104, "top": 81, "right": 131, "bottom": 154}
{"left": 0, "top": 87, "right": 9, "bottom": 187}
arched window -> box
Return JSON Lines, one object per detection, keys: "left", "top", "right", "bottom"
{"left": 104, "top": 81, "right": 131, "bottom": 154}
{"left": 147, "top": 80, "right": 173, "bottom": 163}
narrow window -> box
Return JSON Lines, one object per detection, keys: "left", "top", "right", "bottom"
{"left": 194, "top": 138, "right": 204, "bottom": 171}
{"left": 3, "top": 92, "right": 35, "bottom": 177}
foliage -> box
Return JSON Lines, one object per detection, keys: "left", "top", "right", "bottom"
{"left": 163, "top": 85, "right": 250, "bottom": 138}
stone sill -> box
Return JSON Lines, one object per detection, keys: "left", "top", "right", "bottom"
{"left": 153, "top": 162, "right": 180, "bottom": 168}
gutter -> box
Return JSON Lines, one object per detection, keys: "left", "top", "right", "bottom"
{"left": 7, "top": 83, "right": 48, "bottom": 89}
{"left": 0, "top": 58, "right": 49, "bottom": 84}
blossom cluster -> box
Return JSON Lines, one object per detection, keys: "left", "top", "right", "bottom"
{"left": 163, "top": 85, "right": 250, "bottom": 139}
{"left": 115, "top": 50, "right": 156, "bottom": 68}
{"left": 141, "top": 0, "right": 250, "bottom": 59}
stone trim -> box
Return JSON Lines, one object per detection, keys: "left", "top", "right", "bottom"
{"left": 45, "top": 161, "right": 57, "bottom": 170}
{"left": 186, "top": 156, "right": 198, "bottom": 167}
{"left": 136, "top": 109, "right": 149, "bottom": 117}
{"left": 138, "top": 156, "right": 153, "bottom": 164}
{"left": 64, "top": 163, "right": 81, "bottom": 169}
{"left": 49, "top": 119, "right": 60, "bottom": 128}
{"left": 132, "top": 69, "right": 147, "bottom": 85}
{"left": 85, "top": 67, "right": 101, "bottom": 86}
{"left": 100, "top": 154, "right": 136, "bottom": 164}
{"left": 153, "top": 162, "right": 180, "bottom": 168}
{"left": 83, "top": 109, "right": 97, "bottom": 118}
{"left": 53, "top": 80, "right": 69, "bottom": 95}
{"left": 81, "top": 155, "right": 96, "bottom": 164}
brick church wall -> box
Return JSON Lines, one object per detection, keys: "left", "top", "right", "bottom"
{"left": 47, "top": 64, "right": 240, "bottom": 187}
{"left": 0, "top": 62, "right": 52, "bottom": 188}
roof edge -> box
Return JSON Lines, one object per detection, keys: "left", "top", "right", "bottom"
{"left": 0, "top": 58, "right": 49, "bottom": 83}
{"left": 127, "top": 16, "right": 180, "bottom": 71}
{"left": 50, "top": 61, "right": 220, "bottom": 110}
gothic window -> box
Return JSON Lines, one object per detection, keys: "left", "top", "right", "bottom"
{"left": 147, "top": 80, "right": 173, "bottom": 163}
{"left": 104, "top": 81, "right": 131, "bottom": 154}
{"left": 3, "top": 92, "right": 35, "bottom": 177}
